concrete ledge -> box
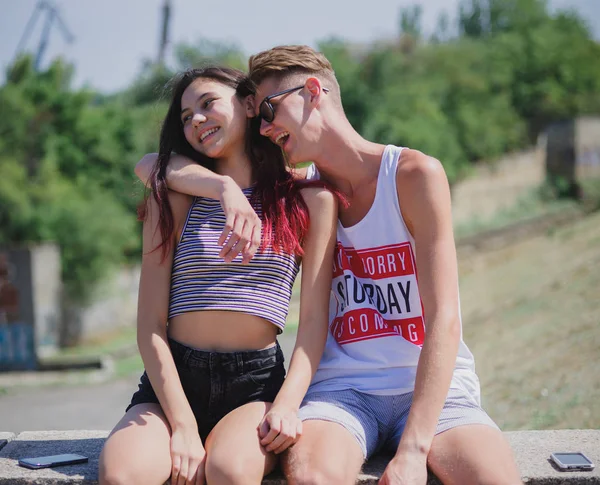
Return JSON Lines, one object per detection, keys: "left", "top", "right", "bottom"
{"left": 0, "top": 434, "right": 15, "bottom": 453}
{"left": 0, "top": 430, "right": 598, "bottom": 484}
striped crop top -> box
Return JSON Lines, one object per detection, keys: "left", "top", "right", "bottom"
{"left": 167, "top": 187, "right": 300, "bottom": 332}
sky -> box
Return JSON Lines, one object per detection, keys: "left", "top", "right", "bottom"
{"left": 0, "top": 0, "right": 599, "bottom": 94}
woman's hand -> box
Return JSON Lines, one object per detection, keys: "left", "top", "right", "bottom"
{"left": 258, "top": 404, "right": 303, "bottom": 454}
{"left": 170, "top": 428, "right": 207, "bottom": 485}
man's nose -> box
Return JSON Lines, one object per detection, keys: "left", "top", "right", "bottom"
{"left": 259, "top": 117, "right": 272, "bottom": 137}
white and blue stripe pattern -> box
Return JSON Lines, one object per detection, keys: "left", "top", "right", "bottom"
{"left": 298, "top": 387, "right": 499, "bottom": 458}
{"left": 168, "top": 187, "right": 300, "bottom": 332}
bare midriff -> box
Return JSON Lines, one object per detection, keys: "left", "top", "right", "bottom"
{"left": 167, "top": 311, "right": 278, "bottom": 352}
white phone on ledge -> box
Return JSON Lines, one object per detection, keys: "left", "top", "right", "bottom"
{"left": 550, "top": 452, "right": 595, "bottom": 471}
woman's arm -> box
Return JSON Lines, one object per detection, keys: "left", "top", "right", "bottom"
{"left": 136, "top": 153, "right": 261, "bottom": 264}
{"left": 259, "top": 187, "right": 338, "bottom": 454}
{"left": 137, "top": 190, "right": 206, "bottom": 484}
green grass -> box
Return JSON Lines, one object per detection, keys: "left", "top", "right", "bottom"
{"left": 36, "top": 326, "right": 142, "bottom": 383}
{"left": 458, "top": 178, "right": 600, "bottom": 240}
{"left": 454, "top": 187, "right": 579, "bottom": 240}
{"left": 114, "top": 354, "right": 144, "bottom": 379}
{"left": 45, "top": 326, "right": 138, "bottom": 361}
{"left": 459, "top": 211, "right": 600, "bottom": 431}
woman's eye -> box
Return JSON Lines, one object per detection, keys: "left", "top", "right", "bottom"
{"left": 203, "top": 98, "right": 215, "bottom": 108}
{"left": 182, "top": 114, "right": 192, "bottom": 124}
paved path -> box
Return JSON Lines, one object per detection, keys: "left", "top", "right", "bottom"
{"left": 1, "top": 332, "right": 297, "bottom": 433}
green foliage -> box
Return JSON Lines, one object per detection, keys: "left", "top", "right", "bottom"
{"left": 317, "top": 0, "right": 600, "bottom": 182}
{"left": 0, "top": 56, "right": 142, "bottom": 302}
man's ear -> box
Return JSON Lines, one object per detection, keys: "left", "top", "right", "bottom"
{"left": 305, "top": 77, "right": 325, "bottom": 105}
{"left": 245, "top": 95, "right": 256, "bottom": 118}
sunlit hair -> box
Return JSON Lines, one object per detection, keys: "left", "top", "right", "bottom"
{"left": 139, "top": 66, "right": 317, "bottom": 259}
{"left": 249, "top": 45, "right": 342, "bottom": 105}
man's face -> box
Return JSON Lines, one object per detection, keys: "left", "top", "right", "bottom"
{"left": 255, "top": 77, "right": 323, "bottom": 165}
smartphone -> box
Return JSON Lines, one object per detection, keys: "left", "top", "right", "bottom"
{"left": 550, "top": 452, "right": 595, "bottom": 471}
{"left": 18, "top": 453, "right": 89, "bottom": 470}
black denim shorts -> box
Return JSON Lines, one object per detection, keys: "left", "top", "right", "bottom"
{"left": 127, "top": 338, "right": 286, "bottom": 441}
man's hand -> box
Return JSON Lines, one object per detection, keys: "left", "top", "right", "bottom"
{"left": 258, "top": 405, "right": 303, "bottom": 454}
{"left": 378, "top": 451, "right": 428, "bottom": 485}
{"left": 218, "top": 178, "right": 262, "bottom": 264}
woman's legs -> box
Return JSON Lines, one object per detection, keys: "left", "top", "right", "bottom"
{"left": 99, "top": 403, "right": 172, "bottom": 485}
{"left": 204, "top": 401, "right": 278, "bottom": 485}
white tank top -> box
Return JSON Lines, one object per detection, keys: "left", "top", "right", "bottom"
{"left": 306, "top": 145, "right": 480, "bottom": 400}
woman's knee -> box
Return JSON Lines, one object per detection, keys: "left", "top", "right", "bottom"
{"left": 98, "top": 449, "right": 142, "bottom": 485}
{"left": 99, "top": 456, "right": 169, "bottom": 485}
{"left": 205, "top": 450, "right": 264, "bottom": 485}
{"left": 99, "top": 434, "right": 170, "bottom": 485}
{"left": 99, "top": 463, "right": 139, "bottom": 485}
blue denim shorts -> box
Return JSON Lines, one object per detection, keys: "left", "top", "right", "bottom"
{"left": 298, "top": 387, "right": 499, "bottom": 459}
{"left": 127, "top": 338, "right": 285, "bottom": 441}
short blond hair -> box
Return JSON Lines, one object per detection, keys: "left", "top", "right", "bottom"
{"left": 249, "top": 45, "right": 341, "bottom": 104}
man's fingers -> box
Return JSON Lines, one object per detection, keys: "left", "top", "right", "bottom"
{"left": 241, "top": 219, "right": 262, "bottom": 264}
{"left": 218, "top": 215, "right": 234, "bottom": 246}
{"left": 228, "top": 228, "right": 251, "bottom": 262}
{"left": 220, "top": 218, "right": 245, "bottom": 260}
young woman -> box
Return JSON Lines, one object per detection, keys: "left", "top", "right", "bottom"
{"left": 98, "top": 67, "right": 337, "bottom": 485}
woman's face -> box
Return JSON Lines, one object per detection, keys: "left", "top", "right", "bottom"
{"left": 180, "top": 78, "right": 248, "bottom": 160}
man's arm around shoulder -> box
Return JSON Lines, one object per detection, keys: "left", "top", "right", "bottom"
{"left": 135, "top": 152, "right": 261, "bottom": 263}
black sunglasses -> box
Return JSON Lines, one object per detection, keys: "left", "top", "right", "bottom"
{"left": 258, "top": 85, "right": 330, "bottom": 123}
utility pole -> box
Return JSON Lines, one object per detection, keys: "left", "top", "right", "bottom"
{"left": 157, "top": 0, "right": 172, "bottom": 67}
{"left": 13, "top": 1, "right": 74, "bottom": 71}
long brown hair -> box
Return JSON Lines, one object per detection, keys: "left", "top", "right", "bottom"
{"left": 141, "top": 66, "right": 314, "bottom": 259}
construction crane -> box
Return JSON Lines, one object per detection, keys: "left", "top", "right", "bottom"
{"left": 14, "top": 0, "right": 74, "bottom": 71}
{"left": 157, "top": 0, "right": 172, "bottom": 67}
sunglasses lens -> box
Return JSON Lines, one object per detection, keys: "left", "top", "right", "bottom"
{"left": 259, "top": 101, "right": 274, "bottom": 123}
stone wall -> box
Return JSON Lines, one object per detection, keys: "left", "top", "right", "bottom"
{"left": 61, "top": 266, "right": 140, "bottom": 346}
{"left": 0, "top": 430, "right": 598, "bottom": 484}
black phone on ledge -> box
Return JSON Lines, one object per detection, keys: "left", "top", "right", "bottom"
{"left": 18, "top": 453, "right": 89, "bottom": 470}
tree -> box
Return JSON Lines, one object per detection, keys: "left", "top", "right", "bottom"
{"left": 0, "top": 56, "right": 141, "bottom": 302}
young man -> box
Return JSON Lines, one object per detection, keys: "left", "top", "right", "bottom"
{"left": 136, "top": 46, "right": 522, "bottom": 485}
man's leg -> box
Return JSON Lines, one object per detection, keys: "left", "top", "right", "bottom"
{"left": 389, "top": 388, "right": 522, "bottom": 485}
{"left": 428, "top": 424, "right": 522, "bottom": 485}
{"left": 283, "top": 420, "right": 364, "bottom": 485}
{"left": 282, "top": 389, "right": 376, "bottom": 485}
